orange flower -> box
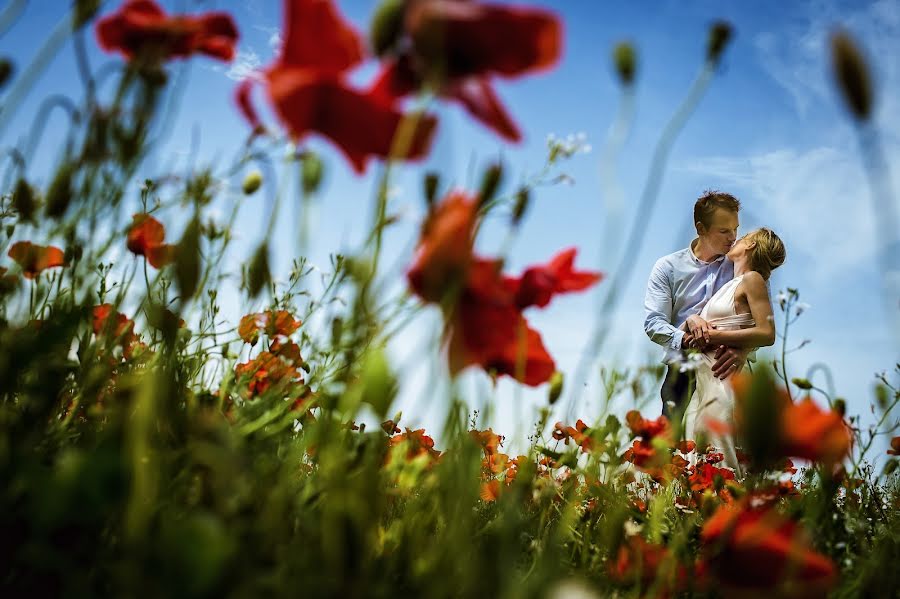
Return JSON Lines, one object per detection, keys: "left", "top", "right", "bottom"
{"left": 700, "top": 499, "right": 837, "bottom": 597}
{"left": 689, "top": 463, "right": 735, "bottom": 493}
{"left": 479, "top": 479, "right": 501, "bottom": 502}
{"left": 7, "top": 241, "right": 65, "bottom": 279}
{"left": 407, "top": 191, "right": 477, "bottom": 303}
{"left": 888, "top": 436, "right": 900, "bottom": 456}
{"left": 93, "top": 304, "right": 140, "bottom": 358}
{"left": 234, "top": 351, "right": 304, "bottom": 399}
{"left": 96, "top": 0, "right": 238, "bottom": 62}
{"left": 387, "top": 427, "right": 441, "bottom": 463}
{"left": 238, "top": 309, "right": 302, "bottom": 346}
{"left": 781, "top": 398, "right": 852, "bottom": 464}
{"left": 127, "top": 214, "right": 175, "bottom": 268}
{"left": 470, "top": 428, "right": 504, "bottom": 456}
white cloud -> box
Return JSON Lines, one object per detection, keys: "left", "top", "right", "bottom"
{"left": 220, "top": 48, "right": 262, "bottom": 82}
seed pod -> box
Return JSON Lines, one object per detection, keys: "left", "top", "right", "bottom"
{"left": 242, "top": 170, "right": 262, "bottom": 195}
{"left": 791, "top": 377, "right": 813, "bottom": 390}
{"left": 547, "top": 371, "right": 564, "bottom": 405}
{"left": 370, "top": 0, "right": 405, "bottom": 57}
{"left": 331, "top": 316, "right": 343, "bottom": 347}
{"left": 12, "top": 177, "right": 35, "bottom": 222}
{"left": 706, "top": 21, "right": 733, "bottom": 65}
{"left": 612, "top": 42, "right": 636, "bottom": 86}
{"left": 0, "top": 58, "right": 13, "bottom": 89}
{"left": 512, "top": 187, "right": 530, "bottom": 226}
{"left": 423, "top": 172, "right": 440, "bottom": 207}
{"left": 45, "top": 163, "right": 75, "bottom": 219}
{"left": 301, "top": 152, "right": 323, "bottom": 195}
{"left": 830, "top": 31, "right": 872, "bottom": 121}
{"left": 884, "top": 459, "right": 898, "bottom": 476}
{"left": 833, "top": 397, "right": 847, "bottom": 416}
{"left": 176, "top": 217, "right": 201, "bottom": 301}
{"left": 478, "top": 163, "right": 503, "bottom": 208}
{"left": 247, "top": 243, "right": 270, "bottom": 298}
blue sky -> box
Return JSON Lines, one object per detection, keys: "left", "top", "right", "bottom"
{"left": 2, "top": 0, "right": 898, "bottom": 451}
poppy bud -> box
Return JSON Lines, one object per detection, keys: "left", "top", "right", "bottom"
{"left": 875, "top": 385, "right": 889, "bottom": 411}
{"left": 423, "top": 172, "right": 440, "bottom": 207}
{"left": 12, "top": 177, "right": 35, "bottom": 222}
{"left": 370, "top": 0, "right": 405, "bottom": 57}
{"left": 176, "top": 218, "right": 200, "bottom": 301}
{"left": 247, "top": 243, "right": 270, "bottom": 298}
{"left": 547, "top": 371, "right": 563, "bottom": 405}
{"left": 884, "top": 459, "right": 898, "bottom": 476}
{"left": 359, "top": 346, "right": 396, "bottom": 418}
{"left": 331, "top": 316, "right": 343, "bottom": 347}
{"left": 512, "top": 187, "right": 530, "bottom": 226}
{"left": 706, "top": 21, "right": 733, "bottom": 65}
{"left": 478, "top": 163, "right": 503, "bottom": 208}
{"left": 45, "top": 163, "right": 75, "bottom": 218}
{"left": 830, "top": 31, "right": 873, "bottom": 121}
{"left": 64, "top": 243, "right": 83, "bottom": 265}
{"left": 242, "top": 170, "right": 262, "bottom": 195}
{"left": 74, "top": 0, "right": 101, "bottom": 28}
{"left": 612, "top": 42, "right": 636, "bottom": 86}
{"left": 0, "top": 58, "right": 12, "bottom": 89}
{"left": 833, "top": 397, "right": 847, "bottom": 416}
{"left": 791, "top": 377, "right": 813, "bottom": 390}
{"left": 301, "top": 151, "right": 323, "bottom": 195}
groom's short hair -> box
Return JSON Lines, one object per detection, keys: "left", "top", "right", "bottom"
{"left": 694, "top": 190, "right": 741, "bottom": 228}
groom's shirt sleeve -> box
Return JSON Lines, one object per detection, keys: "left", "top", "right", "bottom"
{"left": 644, "top": 257, "right": 684, "bottom": 351}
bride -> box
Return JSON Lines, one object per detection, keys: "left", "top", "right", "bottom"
{"left": 681, "top": 228, "right": 786, "bottom": 475}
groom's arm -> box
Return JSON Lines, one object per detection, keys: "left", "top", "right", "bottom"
{"left": 643, "top": 258, "right": 684, "bottom": 351}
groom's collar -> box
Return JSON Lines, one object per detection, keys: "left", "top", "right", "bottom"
{"left": 689, "top": 238, "right": 726, "bottom": 265}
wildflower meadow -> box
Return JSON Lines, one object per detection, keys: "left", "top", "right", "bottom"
{"left": 1, "top": 1, "right": 898, "bottom": 597}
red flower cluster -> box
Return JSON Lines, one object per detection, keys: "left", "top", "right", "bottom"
{"left": 93, "top": 304, "right": 141, "bottom": 359}
{"left": 552, "top": 419, "right": 593, "bottom": 452}
{"left": 238, "top": 309, "right": 303, "bottom": 346}
{"left": 371, "top": 0, "right": 562, "bottom": 142}
{"left": 96, "top": 0, "right": 238, "bottom": 62}
{"left": 610, "top": 536, "right": 692, "bottom": 594}
{"left": 622, "top": 411, "right": 675, "bottom": 479}
{"left": 7, "top": 241, "right": 65, "bottom": 279}
{"left": 407, "top": 190, "right": 600, "bottom": 386}
{"left": 236, "top": 0, "right": 437, "bottom": 174}
{"left": 700, "top": 498, "right": 837, "bottom": 597}
{"left": 127, "top": 214, "right": 175, "bottom": 269}
{"left": 234, "top": 350, "right": 305, "bottom": 400}
{"left": 387, "top": 427, "right": 441, "bottom": 464}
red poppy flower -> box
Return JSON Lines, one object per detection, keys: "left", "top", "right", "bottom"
{"left": 610, "top": 536, "right": 690, "bottom": 591}
{"left": 626, "top": 410, "right": 670, "bottom": 440}
{"left": 96, "top": 0, "right": 238, "bottom": 62}
{"left": 7, "top": 241, "right": 65, "bottom": 279}
{"left": 371, "top": 0, "right": 562, "bottom": 141}
{"left": 509, "top": 247, "right": 602, "bottom": 309}
{"left": 700, "top": 500, "right": 837, "bottom": 596}
{"left": 446, "top": 260, "right": 556, "bottom": 386}
{"left": 127, "top": 214, "right": 175, "bottom": 268}
{"left": 407, "top": 190, "right": 478, "bottom": 302}
{"left": 236, "top": 0, "right": 437, "bottom": 174}
{"left": 689, "top": 462, "right": 736, "bottom": 492}
{"left": 92, "top": 304, "right": 134, "bottom": 338}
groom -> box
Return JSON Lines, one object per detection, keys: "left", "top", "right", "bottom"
{"left": 644, "top": 190, "right": 748, "bottom": 418}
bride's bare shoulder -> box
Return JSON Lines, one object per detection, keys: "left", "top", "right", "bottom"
{"left": 738, "top": 271, "right": 767, "bottom": 295}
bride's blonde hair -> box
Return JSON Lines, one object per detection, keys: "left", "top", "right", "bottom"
{"left": 745, "top": 228, "right": 786, "bottom": 280}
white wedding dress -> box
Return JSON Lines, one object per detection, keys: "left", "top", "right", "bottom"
{"left": 683, "top": 275, "right": 753, "bottom": 476}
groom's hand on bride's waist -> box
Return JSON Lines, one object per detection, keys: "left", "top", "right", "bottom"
{"left": 711, "top": 346, "right": 748, "bottom": 379}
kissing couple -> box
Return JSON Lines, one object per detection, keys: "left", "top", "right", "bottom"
{"left": 644, "top": 190, "right": 786, "bottom": 476}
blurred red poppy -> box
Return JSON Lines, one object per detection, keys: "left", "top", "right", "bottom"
{"left": 889, "top": 436, "right": 900, "bottom": 456}
{"left": 238, "top": 309, "right": 303, "bottom": 346}
{"left": 407, "top": 190, "right": 478, "bottom": 303}
{"left": 700, "top": 499, "right": 837, "bottom": 597}
{"left": 508, "top": 247, "right": 602, "bottom": 309}
{"left": 372, "top": 0, "right": 562, "bottom": 141}
{"left": 781, "top": 397, "right": 852, "bottom": 465}
{"left": 127, "top": 214, "right": 175, "bottom": 269}
{"left": 8, "top": 241, "right": 65, "bottom": 279}
{"left": 96, "top": 0, "right": 238, "bottom": 62}
{"left": 470, "top": 428, "right": 504, "bottom": 456}
{"left": 236, "top": 0, "right": 436, "bottom": 174}
{"left": 234, "top": 351, "right": 304, "bottom": 399}
{"left": 387, "top": 427, "right": 441, "bottom": 463}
